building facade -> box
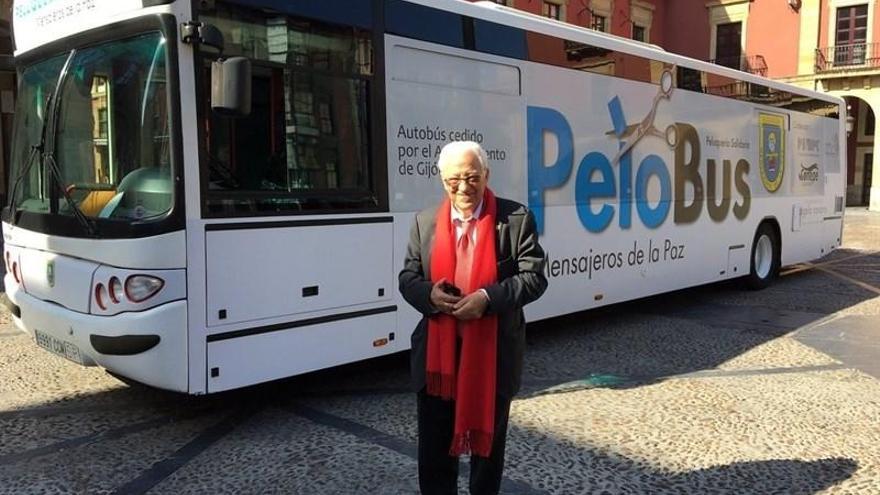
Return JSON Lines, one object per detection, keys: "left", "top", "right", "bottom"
{"left": 775, "top": 0, "right": 878, "bottom": 210}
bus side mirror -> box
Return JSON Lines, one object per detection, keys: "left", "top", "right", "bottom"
{"left": 211, "top": 57, "right": 251, "bottom": 117}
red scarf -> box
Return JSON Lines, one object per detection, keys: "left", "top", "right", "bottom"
{"left": 427, "top": 188, "right": 498, "bottom": 458}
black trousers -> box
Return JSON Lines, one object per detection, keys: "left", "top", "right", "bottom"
{"left": 417, "top": 390, "right": 513, "bottom": 495}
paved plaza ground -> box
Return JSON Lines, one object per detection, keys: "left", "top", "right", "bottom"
{"left": 0, "top": 208, "right": 878, "bottom": 494}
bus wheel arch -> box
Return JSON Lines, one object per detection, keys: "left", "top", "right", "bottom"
{"left": 746, "top": 218, "right": 781, "bottom": 290}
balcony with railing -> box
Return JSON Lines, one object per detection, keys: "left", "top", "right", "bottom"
{"left": 707, "top": 55, "right": 768, "bottom": 76}
{"left": 816, "top": 43, "right": 880, "bottom": 73}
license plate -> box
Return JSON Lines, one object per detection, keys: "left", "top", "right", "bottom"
{"left": 34, "top": 329, "right": 84, "bottom": 365}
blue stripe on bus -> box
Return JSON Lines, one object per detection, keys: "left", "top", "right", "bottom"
{"left": 231, "top": 0, "right": 373, "bottom": 29}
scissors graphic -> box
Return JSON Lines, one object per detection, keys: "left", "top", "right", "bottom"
{"left": 607, "top": 69, "right": 677, "bottom": 165}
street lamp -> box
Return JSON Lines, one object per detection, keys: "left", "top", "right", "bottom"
{"left": 846, "top": 104, "right": 855, "bottom": 135}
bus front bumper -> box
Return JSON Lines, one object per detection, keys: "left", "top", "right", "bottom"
{"left": 5, "top": 284, "right": 189, "bottom": 393}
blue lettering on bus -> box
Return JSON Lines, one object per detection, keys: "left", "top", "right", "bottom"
{"left": 574, "top": 151, "right": 615, "bottom": 232}
{"left": 635, "top": 154, "right": 671, "bottom": 228}
{"left": 527, "top": 102, "right": 750, "bottom": 235}
{"left": 528, "top": 104, "right": 673, "bottom": 234}
{"left": 527, "top": 106, "right": 572, "bottom": 234}
{"left": 608, "top": 97, "right": 633, "bottom": 230}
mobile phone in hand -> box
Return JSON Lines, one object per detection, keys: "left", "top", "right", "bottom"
{"left": 440, "top": 282, "right": 462, "bottom": 297}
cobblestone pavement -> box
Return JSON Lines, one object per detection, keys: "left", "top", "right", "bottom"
{"left": 0, "top": 209, "right": 879, "bottom": 494}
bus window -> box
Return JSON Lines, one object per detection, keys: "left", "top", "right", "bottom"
{"left": 8, "top": 54, "right": 66, "bottom": 215}
{"left": 474, "top": 18, "right": 527, "bottom": 60}
{"left": 13, "top": 33, "right": 173, "bottom": 223}
{"left": 386, "top": 0, "right": 466, "bottom": 49}
{"left": 199, "top": 2, "right": 377, "bottom": 216}
{"left": 72, "top": 35, "right": 169, "bottom": 220}
{"left": 525, "top": 31, "right": 654, "bottom": 84}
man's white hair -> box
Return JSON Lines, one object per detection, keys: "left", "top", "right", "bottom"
{"left": 437, "top": 141, "right": 490, "bottom": 175}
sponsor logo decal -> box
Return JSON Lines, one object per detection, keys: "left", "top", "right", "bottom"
{"left": 798, "top": 163, "right": 819, "bottom": 183}
{"left": 825, "top": 132, "right": 839, "bottom": 156}
{"left": 797, "top": 137, "right": 820, "bottom": 154}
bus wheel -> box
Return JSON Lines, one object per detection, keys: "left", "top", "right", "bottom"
{"left": 746, "top": 223, "right": 779, "bottom": 290}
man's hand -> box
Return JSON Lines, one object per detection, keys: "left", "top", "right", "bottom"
{"left": 430, "top": 278, "right": 462, "bottom": 314}
{"left": 452, "top": 291, "right": 489, "bottom": 320}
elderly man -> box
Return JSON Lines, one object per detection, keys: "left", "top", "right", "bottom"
{"left": 399, "top": 141, "right": 548, "bottom": 494}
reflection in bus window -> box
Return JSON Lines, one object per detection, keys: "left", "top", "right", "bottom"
{"left": 10, "top": 33, "right": 172, "bottom": 222}
{"left": 525, "top": 31, "right": 659, "bottom": 85}
{"left": 200, "top": 3, "right": 376, "bottom": 216}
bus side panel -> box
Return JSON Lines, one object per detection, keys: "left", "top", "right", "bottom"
{"left": 386, "top": 35, "right": 756, "bottom": 321}
{"left": 206, "top": 310, "right": 397, "bottom": 392}
{"left": 385, "top": 35, "right": 843, "bottom": 326}
{"left": 384, "top": 40, "right": 527, "bottom": 214}
{"left": 782, "top": 112, "right": 845, "bottom": 266}
{"left": 824, "top": 117, "right": 846, "bottom": 252}
{"left": 521, "top": 55, "right": 764, "bottom": 318}
{"left": 205, "top": 222, "right": 394, "bottom": 327}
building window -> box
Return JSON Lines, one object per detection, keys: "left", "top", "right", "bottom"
{"left": 590, "top": 14, "right": 606, "bottom": 32}
{"left": 715, "top": 22, "right": 742, "bottom": 70}
{"left": 630, "top": 0, "right": 653, "bottom": 43}
{"left": 317, "top": 102, "right": 333, "bottom": 134}
{"left": 96, "top": 107, "right": 108, "bottom": 139}
{"left": 834, "top": 4, "right": 868, "bottom": 65}
{"left": 543, "top": 2, "right": 562, "bottom": 20}
{"left": 836, "top": 4, "right": 868, "bottom": 46}
{"left": 633, "top": 24, "right": 646, "bottom": 42}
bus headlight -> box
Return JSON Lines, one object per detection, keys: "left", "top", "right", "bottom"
{"left": 125, "top": 275, "right": 164, "bottom": 303}
{"left": 90, "top": 268, "right": 182, "bottom": 315}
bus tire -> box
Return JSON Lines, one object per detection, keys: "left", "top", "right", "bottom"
{"left": 746, "top": 222, "right": 779, "bottom": 290}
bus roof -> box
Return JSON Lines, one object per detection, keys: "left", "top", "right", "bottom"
{"left": 11, "top": 0, "right": 843, "bottom": 108}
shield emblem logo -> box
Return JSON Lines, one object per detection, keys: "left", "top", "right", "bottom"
{"left": 47, "top": 260, "right": 55, "bottom": 288}
{"left": 758, "top": 112, "right": 786, "bottom": 193}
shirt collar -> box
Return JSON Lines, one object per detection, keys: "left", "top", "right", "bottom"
{"left": 450, "top": 199, "right": 483, "bottom": 223}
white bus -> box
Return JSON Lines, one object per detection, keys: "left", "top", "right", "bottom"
{"left": 3, "top": 0, "right": 845, "bottom": 394}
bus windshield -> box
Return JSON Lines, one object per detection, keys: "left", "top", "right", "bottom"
{"left": 9, "top": 32, "right": 173, "bottom": 225}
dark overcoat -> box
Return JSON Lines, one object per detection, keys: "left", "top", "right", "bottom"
{"left": 398, "top": 197, "right": 548, "bottom": 398}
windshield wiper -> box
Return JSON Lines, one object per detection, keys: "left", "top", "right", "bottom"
{"left": 8, "top": 144, "right": 43, "bottom": 225}
{"left": 42, "top": 49, "right": 97, "bottom": 236}
{"left": 8, "top": 92, "right": 53, "bottom": 226}
{"left": 33, "top": 49, "right": 97, "bottom": 237}
{"left": 44, "top": 152, "right": 96, "bottom": 236}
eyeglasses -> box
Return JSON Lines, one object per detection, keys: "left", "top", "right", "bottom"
{"left": 443, "top": 174, "right": 483, "bottom": 189}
